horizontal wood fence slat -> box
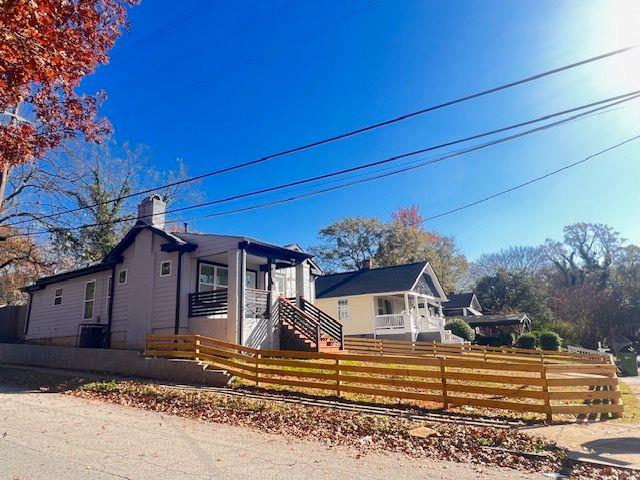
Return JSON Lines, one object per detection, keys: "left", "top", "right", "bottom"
{"left": 145, "top": 334, "right": 623, "bottom": 422}
{"left": 343, "top": 337, "right": 612, "bottom": 364}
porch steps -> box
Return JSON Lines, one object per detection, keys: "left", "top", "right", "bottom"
{"left": 277, "top": 297, "right": 344, "bottom": 352}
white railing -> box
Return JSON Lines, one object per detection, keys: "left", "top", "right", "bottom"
{"left": 415, "top": 314, "right": 442, "bottom": 332}
{"left": 375, "top": 314, "right": 406, "bottom": 330}
{"left": 442, "top": 330, "right": 466, "bottom": 343}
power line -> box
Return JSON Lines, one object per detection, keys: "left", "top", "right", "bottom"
{"left": 110, "top": 0, "right": 386, "bottom": 118}
{"left": 165, "top": 133, "right": 640, "bottom": 227}
{"left": 111, "top": 0, "right": 299, "bottom": 92}
{"left": 4, "top": 47, "right": 637, "bottom": 231}
{"left": 111, "top": 0, "right": 226, "bottom": 58}
{"left": 423, "top": 134, "right": 640, "bottom": 221}
{"left": 6, "top": 92, "right": 636, "bottom": 239}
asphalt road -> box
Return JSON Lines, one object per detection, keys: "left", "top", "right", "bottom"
{"left": 0, "top": 384, "right": 547, "bottom": 480}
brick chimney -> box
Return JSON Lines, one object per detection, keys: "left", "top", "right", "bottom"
{"left": 362, "top": 258, "right": 374, "bottom": 270}
{"left": 137, "top": 194, "right": 166, "bottom": 229}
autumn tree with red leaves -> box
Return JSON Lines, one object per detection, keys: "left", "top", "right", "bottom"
{"left": 0, "top": 0, "right": 137, "bottom": 209}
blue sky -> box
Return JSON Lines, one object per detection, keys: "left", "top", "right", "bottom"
{"left": 80, "top": 0, "right": 640, "bottom": 259}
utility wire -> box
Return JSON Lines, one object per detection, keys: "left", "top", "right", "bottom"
{"left": 165, "top": 133, "right": 640, "bottom": 227}
{"left": 111, "top": 0, "right": 226, "bottom": 58}
{"left": 6, "top": 92, "right": 637, "bottom": 239}
{"left": 111, "top": 0, "right": 386, "bottom": 118}
{"left": 112, "top": 0, "right": 299, "bottom": 92}
{"left": 4, "top": 47, "right": 637, "bottom": 230}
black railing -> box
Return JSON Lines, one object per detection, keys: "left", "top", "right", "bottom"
{"left": 188, "top": 288, "right": 228, "bottom": 317}
{"left": 296, "top": 297, "right": 344, "bottom": 349}
{"left": 277, "top": 297, "right": 320, "bottom": 347}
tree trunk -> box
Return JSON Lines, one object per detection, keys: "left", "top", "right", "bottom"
{"left": 0, "top": 163, "right": 10, "bottom": 214}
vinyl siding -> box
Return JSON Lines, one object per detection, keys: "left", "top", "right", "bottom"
{"left": 27, "top": 270, "right": 111, "bottom": 343}
{"left": 315, "top": 294, "right": 375, "bottom": 336}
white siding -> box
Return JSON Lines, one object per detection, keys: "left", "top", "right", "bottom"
{"left": 27, "top": 269, "right": 111, "bottom": 343}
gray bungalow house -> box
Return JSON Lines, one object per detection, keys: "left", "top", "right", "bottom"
{"left": 24, "top": 195, "right": 341, "bottom": 352}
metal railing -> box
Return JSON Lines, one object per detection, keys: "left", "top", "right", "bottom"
{"left": 188, "top": 288, "right": 228, "bottom": 317}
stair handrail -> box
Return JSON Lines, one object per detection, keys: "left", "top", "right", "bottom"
{"left": 296, "top": 296, "right": 344, "bottom": 349}
{"left": 277, "top": 296, "right": 321, "bottom": 348}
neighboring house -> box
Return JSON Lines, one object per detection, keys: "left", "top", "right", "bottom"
{"left": 24, "top": 195, "right": 339, "bottom": 351}
{"left": 442, "top": 292, "right": 483, "bottom": 317}
{"left": 464, "top": 313, "right": 531, "bottom": 336}
{"left": 315, "top": 261, "right": 464, "bottom": 343}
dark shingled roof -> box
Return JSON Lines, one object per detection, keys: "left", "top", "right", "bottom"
{"left": 443, "top": 292, "right": 475, "bottom": 309}
{"left": 316, "top": 262, "right": 433, "bottom": 299}
{"left": 464, "top": 313, "right": 530, "bottom": 327}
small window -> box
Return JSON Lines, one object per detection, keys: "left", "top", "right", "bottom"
{"left": 54, "top": 288, "right": 63, "bottom": 305}
{"left": 118, "top": 269, "right": 127, "bottom": 285}
{"left": 160, "top": 261, "right": 172, "bottom": 277}
{"left": 377, "top": 298, "right": 392, "bottom": 315}
{"left": 83, "top": 281, "right": 96, "bottom": 320}
{"left": 337, "top": 299, "right": 349, "bottom": 321}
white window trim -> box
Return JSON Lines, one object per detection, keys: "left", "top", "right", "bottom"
{"left": 83, "top": 279, "right": 96, "bottom": 321}
{"left": 160, "top": 260, "right": 172, "bottom": 277}
{"left": 118, "top": 269, "right": 128, "bottom": 285}
{"left": 54, "top": 288, "right": 63, "bottom": 306}
{"left": 198, "top": 263, "right": 229, "bottom": 291}
{"left": 337, "top": 298, "right": 350, "bottom": 321}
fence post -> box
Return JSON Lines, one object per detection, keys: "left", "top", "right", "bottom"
{"left": 439, "top": 357, "right": 448, "bottom": 410}
{"left": 194, "top": 338, "right": 201, "bottom": 361}
{"left": 433, "top": 341, "right": 437, "bottom": 358}
{"left": 541, "top": 364, "right": 552, "bottom": 423}
{"left": 335, "top": 357, "right": 341, "bottom": 397}
{"left": 483, "top": 346, "right": 487, "bottom": 362}
{"left": 255, "top": 352, "right": 261, "bottom": 387}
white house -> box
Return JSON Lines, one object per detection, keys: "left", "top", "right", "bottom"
{"left": 24, "top": 195, "right": 340, "bottom": 352}
{"left": 314, "top": 261, "right": 464, "bottom": 343}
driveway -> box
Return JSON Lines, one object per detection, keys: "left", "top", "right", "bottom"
{"left": 0, "top": 384, "right": 546, "bottom": 480}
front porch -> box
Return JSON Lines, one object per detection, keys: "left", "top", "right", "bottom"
{"left": 372, "top": 292, "right": 456, "bottom": 341}
{"left": 182, "top": 240, "right": 342, "bottom": 351}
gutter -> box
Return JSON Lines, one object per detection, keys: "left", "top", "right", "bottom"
{"left": 174, "top": 250, "right": 184, "bottom": 335}
{"left": 23, "top": 291, "right": 33, "bottom": 336}
{"left": 106, "top": 264, "right": 116, "bottom": 348}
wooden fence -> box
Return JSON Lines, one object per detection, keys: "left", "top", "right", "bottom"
{"left": 344, "top": 337, "right": 612, "bottom": 365}
{"left": 145, "top": 334, "right": 622, "bottom": 422}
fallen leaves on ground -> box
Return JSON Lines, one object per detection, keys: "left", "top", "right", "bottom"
{"left": 69, "top": 380, "right": 638, "bottom": 480}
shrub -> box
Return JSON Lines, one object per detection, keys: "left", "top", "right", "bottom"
{"left": 516, "top": 333, "right": 537, "bottom": 349}
{"left": 539, "top": 331, "right": 562, "bottom": 351}
{"left": 444, "top": 318, "right": 475, "bottom": 342}
{"left": 474, "top": 331, "right": 514, "bottom": 347}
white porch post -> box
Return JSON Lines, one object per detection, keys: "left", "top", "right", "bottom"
{"left": 403, "top": 293, "right": 410, "bottom": 334}
{"left": 226, "top": 249, "right": 245, "bottom": 345}
{"left": 295, "top": 260, "right": 310, "bottom": 302}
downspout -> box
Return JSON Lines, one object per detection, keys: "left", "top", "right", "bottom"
{"left": 23, "top": 291, "right": 33, "bottom": 336}
{"left": 106, "top": 265, "right": 116, "bottom": 348}
{"left": 174, "top": 250, "right": 184, "bottom": 335}
{"left": 237, "top": 247, "right": 246, "bottom": 345}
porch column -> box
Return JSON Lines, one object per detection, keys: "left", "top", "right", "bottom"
{"left": 295, "top": 260, "right": 310, "bottom": 302}
{"left": 226, "top": 248, "right": 246, "bottom": 345}
{"left": 267, "top": 260, "right": 279, "bottom": 348}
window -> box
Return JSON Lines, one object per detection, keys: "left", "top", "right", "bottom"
{"left": 337, "top": 299, "right": 349, "bottom": 321}
{"left": 198, "top": 263, "right": 228, "bottom": 292}
{"left": 118, "top": 269, "right": 127, "bottom": 285}
{"left": 377, "top": 298, "right": 393, "bottom": 315}
{"left": 83, "top": 281, "right": 96, "bottom": 320}
{"left": 245, "top": 271, "right": 257, "bottom": 289}
{"left": 54, "top": 288, "right": 63, "bottom": 305}
{"left": 160, "top": 261, "right": 172, "bottom": 277}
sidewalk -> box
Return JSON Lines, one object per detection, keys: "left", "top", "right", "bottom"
{"left": 521, "top": 376, "right": 640, "bottom": 470}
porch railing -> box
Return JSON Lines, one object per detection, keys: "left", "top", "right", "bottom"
{"left": 245, "top": 288, "right": 269, "bottom": 319}
{"left": 375, "top": 314, "right": 406, "bottom": 330}
{"left": 188, "top": 288, "right": 228, "bottom": 317}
